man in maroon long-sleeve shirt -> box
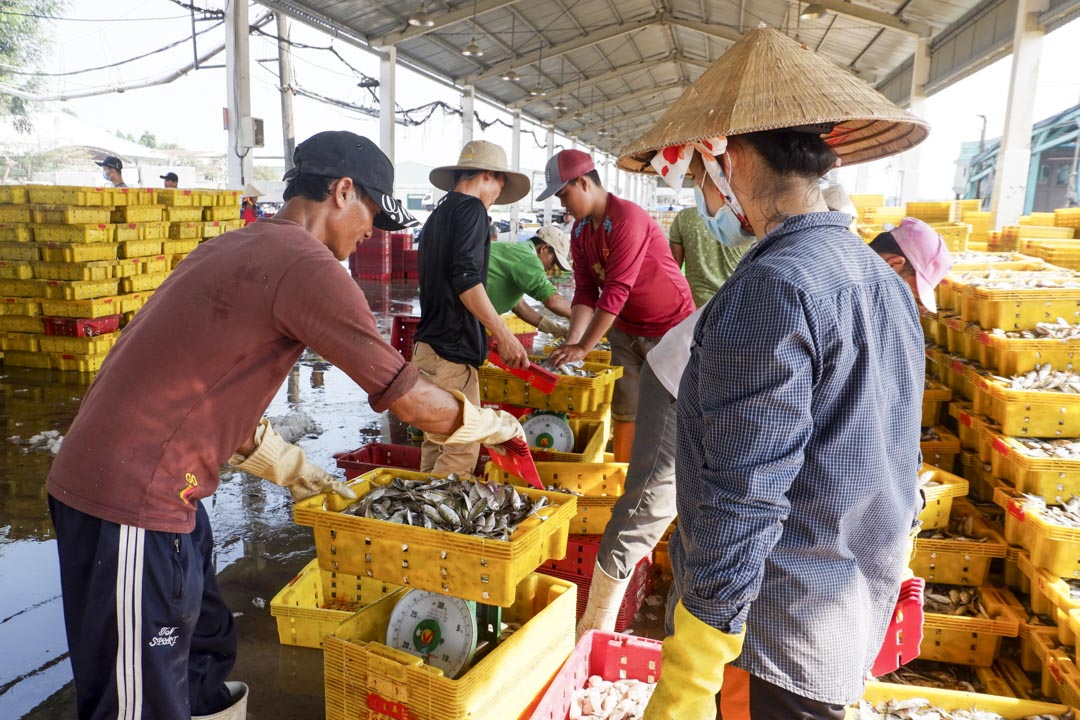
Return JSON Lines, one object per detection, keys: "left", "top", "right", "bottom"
{"left": 46, "top": 131, "right": 526, "bottom": 720}
{"left": 542, "top": 150, "right": 694, "bottom": 460}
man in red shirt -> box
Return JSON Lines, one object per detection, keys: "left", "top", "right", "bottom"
{"left": 543, "top": 149, "right": 694, "bottom": 460}
{"left": 46, "top": 131, "right": 525, "bottom": 720}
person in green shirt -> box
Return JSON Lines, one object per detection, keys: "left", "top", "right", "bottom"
{"left": 668, "top": 206, "right": 747, "bottom": 308}
{"left": 486, "top": 226, "right": 573, "bottom": 336}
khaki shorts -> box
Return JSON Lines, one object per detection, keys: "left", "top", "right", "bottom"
{"left": 412, "top": 341, "right": 481, "bottom": 476}
{"left": 608, "top": 327, "right": 661, "bottom": 423}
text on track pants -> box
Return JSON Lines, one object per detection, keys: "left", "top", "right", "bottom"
{"left": 49, "top": 496, "right": 236, "bottom": 720}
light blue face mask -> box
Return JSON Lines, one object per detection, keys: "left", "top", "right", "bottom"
{"left": 694, "top": 186, "right": 755, "bottom": 248}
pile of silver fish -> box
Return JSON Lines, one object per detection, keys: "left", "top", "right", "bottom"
{"left": 950, "top": 252, "right": 1026, "bottom": 265}
{"left": 568, "top": 675, "right": 654, "bottom": 720}
{"left": 961, "top": 268, "right": 1080, "bottom": 290}
{"left": 876, "top": 661, "right": 982, "bottom": 693}
{"left": 923, "top": 584, "right": 988, "bottom": 617}
{"left": 995, "top": 363, "right": 1080, "bottom": 393}
{"left": 919, "top": 513, "right": 984, "bottom": 542}
{"left": 991, "top": 318, "right": 1080, "bottom": 340}
{"left": 544, "top": 484, "right": 584, "bottom": 496}
{"left": 1012, "top": 592, "right": 1054, "bottom": 625}
{"left": 1014, "top": 438, "right": 1080, "bottom": 459}
{"left": 922, "top": 428, "right": 943, "bottom": 442}
{"left": 919, "top": 470, "right": 943, "bottom": 489}
{"left": 548, "top": 338, "right": 613, "bottom": 351}
{"left": 1021, "top": 494, "right": 1080, "bottom": 529}
{"left": 545, "top": 359, "right": 597, "bottom": 377}
{"left": 853, "top": 698, "right": 1073, "bottom": 720}
{"left": 343, "top": 475, "right": 552, "bottom": 541}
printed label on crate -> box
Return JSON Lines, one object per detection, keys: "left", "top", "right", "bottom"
{"left": 1009, "top": 501, "right": 1026, "bottom": 521}
{"left": 365, "top": 694, "right": 418, "bottom": 720}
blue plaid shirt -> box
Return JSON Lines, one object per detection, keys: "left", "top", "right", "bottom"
{"left": 671, "top": 212, "right": 924, "bottom": 704}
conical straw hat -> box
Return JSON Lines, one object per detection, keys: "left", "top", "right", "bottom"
{"left": 617, "top": 26, "right": 928, "bottom": 171}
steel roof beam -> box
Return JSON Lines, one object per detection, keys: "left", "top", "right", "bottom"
{"left": 570, "top": 82, "right": 686, "bottom": 119}
{"left": 371, "top": 0, "right": 521, "bottom": 47}
{"left": 578, "top": 105, "right": 666, "bottom": 135}
{"left": 662, "top": 14, "right": 744, "bottom": 43}
{"left": 801, "top": 0, "right": 934, "bottom": 37}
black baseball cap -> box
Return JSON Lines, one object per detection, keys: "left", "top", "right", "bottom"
{"left": 96, "top": 155, "right": 123, "bottom": 171}
{"left": 160, "top": 172, "right": 179, "bottom": 182}
{"left": 282, "top": 131, "right": 418, "bottom": 231}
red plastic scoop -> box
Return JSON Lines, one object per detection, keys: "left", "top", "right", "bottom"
{"left": 870, "top": 576, "right": 925, "bottom": 677}
{"left": 487, "top": 350, "right": 559, "bottom": 395}
{"left": 486, "top": 436, "right": 545, "bottom": 490}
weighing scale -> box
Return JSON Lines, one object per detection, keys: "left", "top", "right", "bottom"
{"left": 521, "top": 411, "right": 576, "bottom": 453}
{"left": 385, "top": 589, "right": 503, "bottom": 679}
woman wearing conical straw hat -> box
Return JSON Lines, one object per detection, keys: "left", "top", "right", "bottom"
{"left": 618, "top": 25, "right": 930, "bottom": 720}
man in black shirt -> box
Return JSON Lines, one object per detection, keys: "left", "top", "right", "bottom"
{"left": 415, "top": 140, "right": 531, "bottom": 475}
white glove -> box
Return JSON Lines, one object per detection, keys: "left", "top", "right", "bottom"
{"left": 229, "top": 419, "right": 356, "bottom": 501}
{"left": 538, "top": 316, "right": 569, "bottom": 338}
{"left": 427, "top": 390, "right": 527, "bottom": 449}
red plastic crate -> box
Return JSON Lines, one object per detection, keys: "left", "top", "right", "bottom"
{"left": 538, "top": 552, "right": 654, "bottom": 632}
{"left": 403, "top": 248, "right": 419, "bottom": 280}
{"left": 528, "top": 630, "right": 662, "bottom": 720}
{"left": 389, "top": 314, "right": 420, "bottom": 361}
{"left": 41, "top": 315, "right": 121, "bottom": 338}
{"left": 333, "top": 441, "right": 490, "bottom": 479}
{"left": 390, "top": 231, "right": 412, "bottom": 279}
{"left": 541, "top": 534, "right": 606, "bottom": 577}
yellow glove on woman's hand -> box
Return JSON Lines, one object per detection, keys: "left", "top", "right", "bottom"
{"left": 644, "top": 601, "right": 746, "bottom": 720}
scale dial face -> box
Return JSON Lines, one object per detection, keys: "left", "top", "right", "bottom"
{"left": 385, "top": 590, "right": 479, "bottom": 679}
{"left": 522, "top": 413, "right": 575, "bottom": 453}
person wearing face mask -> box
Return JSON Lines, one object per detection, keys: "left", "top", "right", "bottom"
{"left": 96, "top": 155, "right": 127, "bottom": 188}
{"left": 668, "top": 178, "right": 752, "bottom": 307}
{"left": 617, "top": 26, "right": 930, "bottom": 720}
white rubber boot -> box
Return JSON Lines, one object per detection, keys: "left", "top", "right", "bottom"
{"left": 193, "top": 682, "right": 248, "bottom": 720}
{"left": 576, "top": 560, "right": 631, "bottom": 638}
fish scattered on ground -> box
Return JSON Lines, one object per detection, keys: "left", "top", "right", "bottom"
{"left": 853, "top": 698, "right": 1073, "bottom": 719}
{"left": 876, "top": 660, "right": 981, "bottom": 693}
{"left": 342, "top": 474, "right": 552, "bottom": 541}
{"left": 923, "top": 584, "right": 988, "bottom": 617}
{"left": 568, "top": 675, "right": 654, "bottom": 720}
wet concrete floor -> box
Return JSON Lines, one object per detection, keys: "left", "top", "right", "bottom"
{"left": 0, "top": 277, "right": 668, "bottom": 719}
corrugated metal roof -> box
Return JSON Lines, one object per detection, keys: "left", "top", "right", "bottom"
{"left": 261, "top": 0, "right": 993, "bottom": 152}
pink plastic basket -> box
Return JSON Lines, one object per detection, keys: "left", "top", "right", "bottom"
{"left": 528, "top": 630, "right": 662, "bottom": 720}
{"left": 538, "top": 550, "right": 654, "bottom": 632}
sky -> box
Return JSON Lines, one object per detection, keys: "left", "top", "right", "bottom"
{"left": 12, "top": 0, "right": 1080, "bottom": 203}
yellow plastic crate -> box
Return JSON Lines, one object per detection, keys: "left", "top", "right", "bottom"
{"left": 38, "top": 242, "right": 117, "bottom": 263}
{"left": 3, "top": 350, "right": 50, "bottom": 368}
{"left": 922, "top": 378, "right": 952, "bottom": 427}
{"left": 0, "top": 278, "right": 44, "bottom": 297}
{"left": 171, "top": 253, "right": 189, "bottom": 269}
{"left": 112, "top": 257, "right": 146, "bottom": 278}
{"left": 167, "top": 221, "right": 201, "bottom": 239}
{"left": 112, "top": 221, "right": 171, "bottom": 242}
{"left": 479, "top": 361, "right": 623, "bottom": 414}
{"left": 293, "top": 469, "right": 576, "bottom": 607}
{"left": 1058, "top": 654, "right": 1080, "bottom": 708}
{"left": 541, "top": 343, "right": 612, "bottom": 365}
{"left": 523, "top": 417, "right": 609, "bottom": 464}
{"left": 203, "top": 205, "right": 237, "bottom": 221}
{"left": 156, "top": 189, "right": 195, "bottom": 206}
{"left": 988, "top": 432, "right": 1080, "bottom": 504}
{"left": 40, "top": 295, "right": 121, "bottom": 318}
{"left": 270, "top": 558, "right": 403, "bottom": 650}
{"left": 217, "top": 219, "right": 244, "bottom": 232}
{"left": 1021, "top": 505, "right": 1080, "bottom": 580}
{"left": 38, "top": 332, "right": 119, "bottom": 355}
{"left": 163, "top": 238, "right": 199, "bottom": 255}
{"left": 106, "top": 187, "right": 155, "bottom": 206}
{"left": 855, "top": 682, "right": 1075, "bottom": 716}
{"left": 974, "top": 329, "right": 1080, "bottom": 376}
{"left": 1000, "top": 586, "right": 1060, "bottom": 672}
{"left": 920, "top": 584, "right": 1021, "bottom": 665}
{"left": 32, "top": 223, "right": 114, "bottom": 243}
{"left": 323, "top": 572, "right": 575, "bottom": 720}
{"left": 119, "top": 292, "right": 148, "bottom": 313}
{"left": 922, "top": 425, "right": 962, "bottom": 472}
{"left": 0, "top": 260, "right": 33, "bottom": 280}
{"left": 963, "top": 284, "right": 1080, "bottom": 331}
{"left": 111, "top": 205, "right": 163, "bottom": 223}
{"left": 26, "top": 185, "right": 109, "bottom": 206}
{"left": 164, "top": 206, "right": 203, "bottom": 223}
{"left": 0, "top": 332, "right": 40, "bottom": 352}
{"left": 1031, "top": 631, "right": 1072, "bottom": 699}
{"left": 0, "top": 223, "right": 31, "bottom": 242}
{"left": 215, "top": 190, "right": 243, "bottom": 207}
{"left": 51, "top": 351, "right": 108, "bottom": 373}
{"left": 974, "top": 374, "right": 1080, "bottom": 437}
{"left": 485, "top": 461, "right": 627, "bottom": 535}
{"left": 906, "top": 201, "right": 953, "bottom": 222}
{"left": 0, "top": 205, "right": 32, "bottom": 223}
{"left": 949, "top": 252, "right": 1047, "bottom": 271}
{"left": 121, "top": 271, "right": 169, "bottom": 293}
{"left": 929, "top": 222, "right": 972, "bottom": 252}
{"left": 201, "top": 220, "right": 225, "bottom": 238}
{"left": 42, "top": 278, "right": 119, "bottom": 300}
{"left": 0, "top": 296, "right": 40, "bottom": 317}
{"left": 0, "top": 242, "right": 38, "bottom": 261}
{"left": 0, "top": 314, "right": 42, "bottom": 332}
{"left": 919, "top": 464, "right": 970, "bottom": 530}
{"left": 1070, "top": 610, "right": 1080, "bottom": 663}
{"left": 31, "top": 260, "right": 112, "bottom": 281}
{"left": 1022, "top": 554, "right": 1080, "bottom": 645}
{"left": 143, "top": 221, "right": 169, "bottom": 240}
{"left": 142, "top": 255, "right": 169, "bottom": 273}
{"left": 31, "top": 205, "right": 111, "bottom": 224}
{"left": 912, "top": 498, "right": 1008, "bottom": 585}
{"left": 0, "top": 185, "right": 27, "bottom": 204}
{"left": 118, "top": 239, "right": 162, "bottom": 259}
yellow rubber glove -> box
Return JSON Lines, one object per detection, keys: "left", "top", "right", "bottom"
{"left": 644, "top": 600, "right": 746, "bottom": 720}
{"left": 426, "top": 390, "right": 527, "bottom": 450}
{"left": 229, "top": 419, "right": 356, "bottom": 501}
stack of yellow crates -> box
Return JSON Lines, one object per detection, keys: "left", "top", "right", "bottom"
{"left": 0, "top": 184, "right": 245, "bottom": 372}
{"left": 906, "top": 201, "right": 952, "bottom": 223}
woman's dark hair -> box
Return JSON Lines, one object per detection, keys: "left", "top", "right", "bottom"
{"left": 453, "top": 169, "right": 485, "bottom": 186}
{"left": 283, "top": 175, "right": 335, "bottom": 202}
{"left": 736, "top": 130, "right": 838, "bottom": 180}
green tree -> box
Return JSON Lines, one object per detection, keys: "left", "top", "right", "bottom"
{"left": 139, "top": 130, "right": 157, "bottom": 148}
{"left": 0, "top": 0, "right": 68, "bottom": 133}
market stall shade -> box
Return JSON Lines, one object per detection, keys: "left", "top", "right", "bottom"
{"left": 616, "top": 25, "right": 929, "bottom": 170}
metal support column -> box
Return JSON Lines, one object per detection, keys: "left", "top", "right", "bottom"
{"left": 603, "top": 154, "right": 610, "bottom": 188}
{"left": 276, "top": 13, "right": 296, "bottom": 171}
{"left": 511, "top": 110, "right": 521, "bottom": 237}
{"left": 901, "top": 38, "right": 931, "bottom": 203}
{"left": 462, "top": 85, "right": 475, "bottom": 146}
{"left": 379, "top": 46, "right": 397, "bottom": 162}
{"left": 543, "top": 125, "right": 555, "bottom": 224}
{"left": 225, "top": 0, "right": 253, "bottom": 187}
{"left": 990, "top": 0, "right": 1049, "bottom": 227}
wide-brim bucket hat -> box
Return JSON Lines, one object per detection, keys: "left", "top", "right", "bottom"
{"left": 617, "top": 25, "right": 928, "bottom": 172}
{"left": 430, "top": 140, "right": 531, "bottom": 205}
